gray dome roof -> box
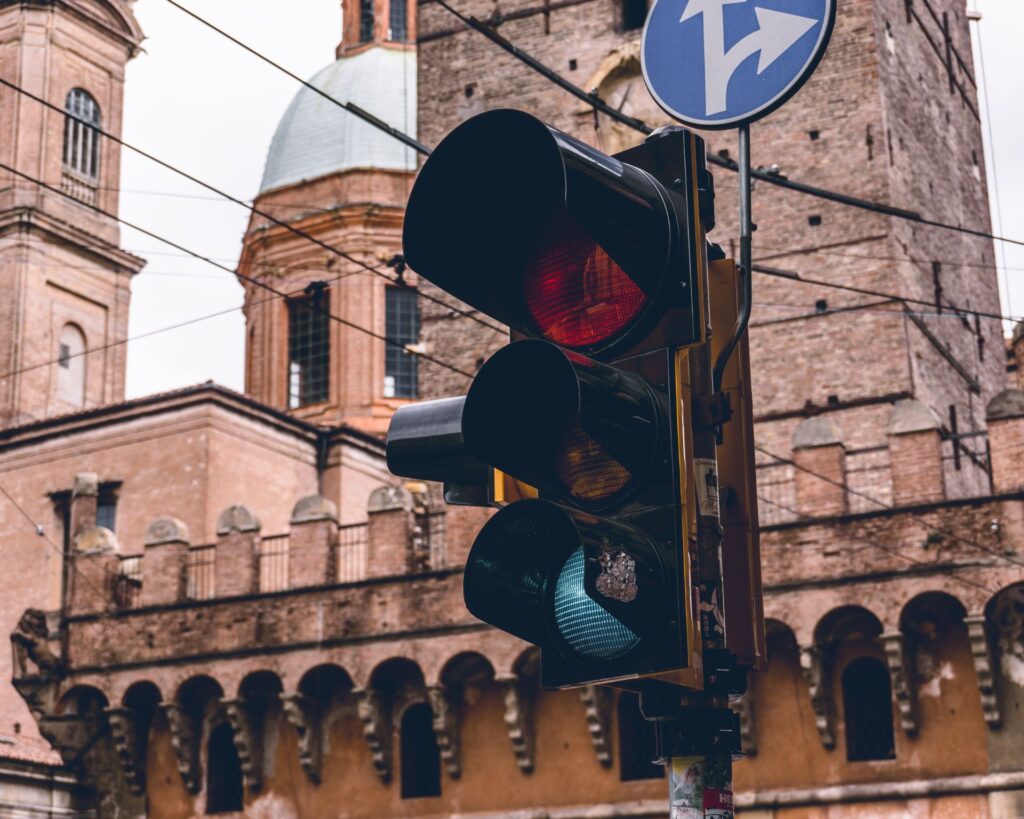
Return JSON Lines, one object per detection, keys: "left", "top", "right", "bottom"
{"left": 259, "top": 47, "right": 417, "bottom": 194}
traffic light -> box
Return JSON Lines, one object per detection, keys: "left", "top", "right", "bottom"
{"left": 387, "top": 109, "right": 715, "bottom": 689}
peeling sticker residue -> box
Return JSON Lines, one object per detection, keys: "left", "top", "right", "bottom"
{"left": 1001, "top": 653, "right": 1024, "bottom": 687}
{"left": 919, "top": 661, "right": 954, "bottom": 698}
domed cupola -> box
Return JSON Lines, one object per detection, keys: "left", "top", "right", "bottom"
{"left": 238, "top": 0, "right": 421, "bottom": 436}
{"left": 258, "top": 46, "right": 417, "bottom": 194}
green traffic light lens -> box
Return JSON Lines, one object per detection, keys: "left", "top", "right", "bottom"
{"left": 552, "top": 546, "right": 640, "bottom": 661}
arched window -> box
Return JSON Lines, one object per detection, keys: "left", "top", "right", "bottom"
{"left": 842, "top": 657, "right": 895, "bottom": 761}
{"left": 206, "top": 722, "right": 243, "bottom": 813}
{"left": 400, "top": 702, "right": 441, "bottom": 799}
{"left": 56, "top": 323, "right": 86, "bottom": 406}
{"left": 63, "top": 89, "right": 101, "bottom": 180}
{"left": 359, "top": 0, "right": 375, "bottom": 43}
{"left": 617, "top": 692, "right": 662, "bottom": 781}
{"left": 388, "top": 0, "right": 407, "bottom": 42}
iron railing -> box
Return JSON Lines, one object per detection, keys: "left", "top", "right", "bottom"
{"left": 257, "top": 534, "right": 290, "bottom": 593}
{"left": 186, "top": 546, "right": 216, "bottom": 600}
{"left": 337, "top": 523, "right": 368, "bottom": 583}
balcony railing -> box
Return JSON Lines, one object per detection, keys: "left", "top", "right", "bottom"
{"left": 186, "top": 546, "right": 216, "bottom": 601}
{"left": 60, "top": 170, "right": 97, "bottom": 205}
{"left": 337, "top": 523, "right": 368, "bottom": 583}
{"left": 257, "top": 534, "right": 290, "bottom": 593}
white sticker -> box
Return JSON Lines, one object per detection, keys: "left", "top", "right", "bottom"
{"left": 694, "top": 458, "right": 720, "bottom": 518}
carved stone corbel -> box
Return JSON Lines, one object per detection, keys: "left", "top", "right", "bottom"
{"left": 578, "top": 685, "right": 613, "bottom": 767}
{"left": 105, "top": 707, "right": 146, "bottom": 795}
{"left": 732, "top": 693, "right": 756, "bottom": 756}
{"left": 428, "top": 685, "right": 461, "bottom": 779}
{"left": 222, "top": 697, "right": 262, "bottom": 791}
{"left": 280, "top": 693, "right": 322, "bottom": 784}
{"left": 159, "top": 703, "right": 200, "bottom": 793}
{"left": 37, "top": 714, "right": 97, "bottom": 771}
{"left": 799, "top": 645, "right": 835, "bottom": 749}
{"left": 355, "top": 688, "right": 391, "bottom": 783}
{"left": 965, "top": 614, "right": 1001, "bottom": 728}
{"left": 882, "top": 631, "right": 918, "bottom": 735}
{"left": 497, "top": 675, "right": 534, "bottom": 773}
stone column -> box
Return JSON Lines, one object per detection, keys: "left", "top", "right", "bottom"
{"left": 69, "top": 527, "right": 119, "bottom": 616}
{"left": 288, "top": 495, "right": 338, "bottom": 588}
{"left": 366, "top": 485, "right": 413, "bottom": 579}
{"left": 140, "top": 518, "right": 189, "bottom": 607}
{"left": 70, "top": 472, "right": 98, "bottom": 540}
{"left": 792, "top": 416, "right": 847, "bottom": 517}
{"left": 214, "top": 505, "right": 260, "bottom": 598}
{"left": 888, "top": 400, "right": 945, "bottom": 506}
{"left": 986, "top": 389, "right": 1024, "bottom": 494}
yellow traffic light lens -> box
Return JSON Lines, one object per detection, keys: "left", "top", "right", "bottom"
{"left": 555, "top": 423, "right": 632, "bottom": 502}
{"left": 524, "top": 216, "right": 647, "bottom": 351}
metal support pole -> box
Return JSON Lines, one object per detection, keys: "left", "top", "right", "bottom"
{"left": 661, "top": 125, "right": 751, "bottom": 819}
{"left": 712, "top": 124, "right": 753, "bottom": 395}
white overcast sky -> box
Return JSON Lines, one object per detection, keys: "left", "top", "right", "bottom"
{"left": 121, "top": 0, "right": 1024, "bottom": 398}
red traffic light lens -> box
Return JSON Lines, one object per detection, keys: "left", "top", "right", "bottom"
{"left": 524, "top": 217, "right": 647, "bottom": 351}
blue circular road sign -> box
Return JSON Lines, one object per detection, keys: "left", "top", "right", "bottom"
{"left": 641, "top": 0, "right": 836, "bottom": 129}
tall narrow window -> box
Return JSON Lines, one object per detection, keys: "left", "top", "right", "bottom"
{"left": 97, "top": 483, "right": 119, "bottom": 533}
{"left": 360, "top": 0, "right": 375, "bottom": 43}
{"left": 385, "top": 287, "right": 419, "bottom": 399}
{"left": 287, "top": 284, "right": 330, "bottom": 409}
{"left": 400, "top": 703, "right": 441, "bottom": 798}
{"left": 842, "top": 657, "right": 896, "bottom": 761}
{"left": 622, "top": 0, "right": 647, "bottom": 31}
{"left": 618, "top": 692, "right": 662, "bottom": 781}
{"left": 63, "top": 89, "right": 101, "bottom": 180}
{"left": 206, "top": 722, "right": 243, "bottom": 813}
{"left": 56, "top": 323, "right": 86, "bottom": 406}
{"left": 389, "top": 0, "right": 408, "bottom": 41}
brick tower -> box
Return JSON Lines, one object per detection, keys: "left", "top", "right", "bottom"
{"left": 237, "top": 0, "right": 420, "bottom": 435}
{"left": 0, "top": 0, "right": 146, "bottom": 426}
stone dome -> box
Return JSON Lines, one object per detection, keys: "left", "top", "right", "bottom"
{"left": 259, "top": 47, "right": 417, "bottom": 194}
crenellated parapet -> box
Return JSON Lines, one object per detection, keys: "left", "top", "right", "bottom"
{"left": 62, "top": 488, "right": 449, "bottom": 618}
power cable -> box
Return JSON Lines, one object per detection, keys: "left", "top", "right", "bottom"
{"left": 755, "top": 444, "right": 1021, "bottom": 586}
{"left": 0, "top": 77, "right": 503, "bottom": 336}
{"left": 161, "top": 0, "right": 430, "bottom": 157}
{"left": 0, "top": 162, "right": 474, "bottom": 381}
{"left": 0, "top": 484, "right": 115, "bottom": 605}
{"left": 755, "top": 242, "right": 1024, "bottom": 275}
{"left": 970, "top": 2, "right": 1014, "bottom": 318}
{"left": 751, "top": 263, "right": 1022, "bottom": 324}
{"left": 428, "top": 0, "right": 1024, "bottom": 250}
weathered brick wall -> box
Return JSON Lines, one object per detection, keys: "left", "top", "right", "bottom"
{"left": 414, "top": 0, "right": 1004, "bottom": 511}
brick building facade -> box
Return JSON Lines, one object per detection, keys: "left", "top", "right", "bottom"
{"left": 6, "top": 0, "right": 1024, "bottom": 816}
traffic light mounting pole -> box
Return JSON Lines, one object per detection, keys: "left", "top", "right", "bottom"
{"left": 712, "top": 123, "right": 753, "bottom": 395}
{"left": 658, "top": 126, "right": 756, "bottom": 819}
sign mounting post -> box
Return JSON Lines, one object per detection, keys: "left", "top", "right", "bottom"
{"left": 641, "top": 1, "right": 834, "bottom": 816}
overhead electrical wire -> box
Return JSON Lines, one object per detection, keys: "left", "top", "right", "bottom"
{"left": 755, "top": 444, "right": 1021, "bottom": 587}
{"left": 0, "top": 161, "right": 474, "bottom": 380}
{"left": 0, "top": 78, "right": 504, "bottom": 337}
{"left": 150, "top": 1, "right": 1024, "bottom": 328}
{"left": 425, "top": 0, "right": 1024, "bottom": 251}
{"left": 161, "top": 0, "right": 430, "bottom": 157}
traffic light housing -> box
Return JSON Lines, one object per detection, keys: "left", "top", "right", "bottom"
{"left": 388, "top": 109, "right": 714, "bottom": 689}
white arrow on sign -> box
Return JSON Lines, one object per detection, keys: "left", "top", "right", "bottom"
{"left": 680, "top": 0, "right": 817, "bottom": 116}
